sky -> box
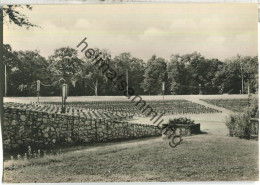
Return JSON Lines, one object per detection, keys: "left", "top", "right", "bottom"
{"left": 3, "top": 3, "right": 258, "bottom": 61}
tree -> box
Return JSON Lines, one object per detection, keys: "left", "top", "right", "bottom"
{"left": 80, "top": 48, "right": 112, "bottom": 96}
{"left": 49, "top": 47, "right": 83, "bottom": 80}
{"left": 113, "top": 53, "right": 146, "bottom": 95}
{"left": 167, "top": 52, "right": 226, "bottom": 95}
{"left": 167, "top": 54, "right": 190, "bottom": 95}
{"left": 48, "top": 47, "right": 84, "bottom": 96}
{"left": 4, "top": 49, "right": 49, "bottom": 96}
{"left": 204, "top": 58, "right": 224, "bottom": 94}
{"left": 129, "top": 57, "right": 146, "bottom": 95}
{"left": 183, "top": 52, "right": 207, "bottom": 94}
{"left": 3, "top": 44, "right": 20, "bottom": 69}
{"left": 142, "top": 55, "right": 167, "bottom": 95}
{"left": 3, "top": 44, "right": 21, "bottom": 96}
{"left": 242, "top": 56, "right": 258, "bottom": 94}
{"left": 215, "top": 57, "right": 242, "bottom": 94}
{"left": 3, "top": 5, "right": 39, "bottom": 29}
{"left": 214, "top": 55, "right": 258, "bottom": 94}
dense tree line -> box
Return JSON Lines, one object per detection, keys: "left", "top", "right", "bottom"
{"left": 3, "top": 44, "right": 258, "bottom": 97}
{"left": 3, "top": 6, "right": 258, "bottom": 97}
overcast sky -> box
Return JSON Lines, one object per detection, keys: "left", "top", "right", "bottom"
{"left": 4, "top": 3, "right": 258, "bottom": 61}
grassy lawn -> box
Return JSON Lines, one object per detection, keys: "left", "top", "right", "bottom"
{"left": 4, "top": 134, "right": 258, "bottom": 182}
{"left": 4, "top": 113, "right": 258, "bottom": 182}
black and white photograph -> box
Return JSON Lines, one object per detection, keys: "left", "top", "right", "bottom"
{"left": 1, "top": 1, "right": 259, "bottom": 183}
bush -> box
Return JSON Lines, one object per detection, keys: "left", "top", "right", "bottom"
{"left": 225, "top": 96, "right": 259, "bottom": 139}
{"left": 168, "top": 117, "right": 195, "bottom": 125}
{"left": 248, "top": 95, "right": 259, "bottom": 118}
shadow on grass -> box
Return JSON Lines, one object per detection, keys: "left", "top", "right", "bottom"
{"left": 199, "top": 131, "right": 208, "bottom": 135}
{"left": 3, "top": 136, "right": 161, "bottom": 161}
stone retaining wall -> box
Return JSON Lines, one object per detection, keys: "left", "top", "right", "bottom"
{"left": 3, "top": 107, "right": 161, "bottom": 152}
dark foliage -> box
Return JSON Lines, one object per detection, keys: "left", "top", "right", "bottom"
{"left": 168, "top": 117, "right": 195, "bottom": 125}
{"left": 3, "top": 5, "right": 39, "bottom": 29}
{"left": 3, "top": 43, "right": 258, "bottom": 97}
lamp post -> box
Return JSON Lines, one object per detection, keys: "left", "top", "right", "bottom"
{"left": 162, "top": 82, "right": 165, "bottom": 101}
{"left": 36, "top": 80, "right": 40, "bottom": 103}
{"left": 241, "top": 65, "right": 244, "bottom": 94}
{"left": 59, "top": 78, "right": 67, "bottom": 113}
{"left": 126, "top": 69, "right": 129, "bottom": 97}
{"left": 238, "top": 55, "right": 244, "bottom": 94}
{"left": 61, "top": 84, "right": 68, "bottom": 113}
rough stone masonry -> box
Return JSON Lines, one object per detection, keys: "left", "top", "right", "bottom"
{"left": 3, "top": 107, "right": 161, "bottom": 152}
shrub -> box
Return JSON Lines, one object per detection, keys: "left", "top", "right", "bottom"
{"left": 168, "top": 117, "right": 195, "bottom": 125}
{"left": 248, "top": 95, "right": 259, "bottom": 118}
{"left": 225, "top": 96, "right": 259, "bottom": 139}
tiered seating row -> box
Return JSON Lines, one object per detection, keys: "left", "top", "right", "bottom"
{"left": 202, "top": 99, "right": 250, "bottom": 112}
{"left": 40, "top": 99, "right": 221, "bottom": 116}
{"left": 4, "top": 102, "right": 133, "bottom": 120}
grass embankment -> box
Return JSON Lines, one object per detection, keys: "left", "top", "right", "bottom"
{"left": 4, "top": 133, "right": 258, "bottom": 182}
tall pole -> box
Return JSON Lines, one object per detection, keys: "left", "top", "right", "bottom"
{"left": 162, "top": 82, "right": 165, "bottom": 101}
{"left": 37, "top": 80, "right": 40, "bottom": 103}
{"left": 61, "top": 84, "right": 67, "bottom": 113}
{"left": 126, "top": 69, "right": 128, "bottom": 96}
{"left": 241, "top": 65, "right": 244, "bottom": 94}
{"left": 4, "top": 65, "right": 7, "bottom": 96}
{"left": 239, "top": 55, "right": 244, "bottom": 94}
{"left": 61, "top": 84, "right": 64, "bottom": 111}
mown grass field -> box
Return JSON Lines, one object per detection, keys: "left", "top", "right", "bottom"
{"left": 3, "top": 95, "right": 258, "bottom": 182}
{"left": 4, "top": 133, "right": 258, "bottom": 182}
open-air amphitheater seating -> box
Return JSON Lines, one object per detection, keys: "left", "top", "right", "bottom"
{"left": 3, "top": 100, "right": 220, "bottom": 151}
{"left": 4, "top": 102, "right": 133, "bottom": 121}
{"left": 201, "top": 98, "right": 250, "bottom": 112}
{"left": 39, "top": 99, "right": 221, "bottom": 116}
{"left": 4, "top": 99, "right": 220, "bottom": 121}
